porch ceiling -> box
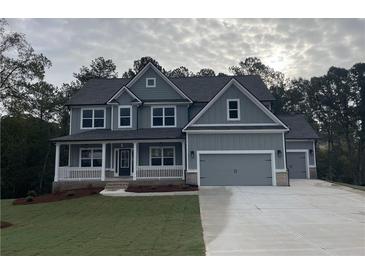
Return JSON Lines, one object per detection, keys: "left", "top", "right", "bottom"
{"left": 51, "top": 128, "right": 184, "bottom": 143}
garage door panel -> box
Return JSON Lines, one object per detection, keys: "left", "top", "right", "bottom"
{"left": 199, "top": 153, "right": 273, "bottom": 186}
{"left": 287, "top": 152, "right": 307, "bottom": 179}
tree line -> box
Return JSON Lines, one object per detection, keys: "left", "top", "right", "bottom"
{"left": 1, "top": 19, "right": 364, "bottom": 198}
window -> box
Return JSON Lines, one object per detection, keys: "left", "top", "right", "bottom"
{"left": 146, "top": 77, "right": 156, "bottom": 88}
{"left": 80, "top": 148, "right": 102, "bottom": 167}
{"left": 81, "top": 108, "right": 105, "bottom": 129}
{"left": 150, "top": 147, "right": 175, "bottom": 166}
{"left": 119, "top": 106, "right": 132, "bottom": 128}
{"left": 151, "top": 106, "right": 176, "bottom": 127}
{"left": 227, "top": 99, "right": 240, "bottom": 121}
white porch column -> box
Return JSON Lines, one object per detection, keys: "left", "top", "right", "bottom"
{"left": 54, "top": 143, "right": 60, "bottom": 182}
{"left": 133, "top": 142, "right": 137, "bottom": 181}
{"left": 101, "top": 143, "right": 106, "bottom": 181}
{"left": 182, "top": 140, "right": 186, "bottom": 180}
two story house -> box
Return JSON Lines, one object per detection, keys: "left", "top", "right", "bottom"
{"left": 51, "top": 62, "right": 319, "bottom": 191}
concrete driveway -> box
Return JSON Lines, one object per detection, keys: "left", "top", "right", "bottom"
{"left": 199, "top": 179, "right": 365, "bottom": 255}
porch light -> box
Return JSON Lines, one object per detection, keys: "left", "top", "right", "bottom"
{"left": 190, "top": 151, "right": 195, "bottom": 159}
{"left": 277, "top": 150, "right": 282, "bottom": 157}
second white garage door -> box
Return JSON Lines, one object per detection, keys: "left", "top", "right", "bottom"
{"left": 198, "top": 152, "right": 274, "bottom": 186}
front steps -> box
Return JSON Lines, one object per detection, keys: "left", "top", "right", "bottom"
{"left": 104, "top": 182, "right": 129, "bottom": 191}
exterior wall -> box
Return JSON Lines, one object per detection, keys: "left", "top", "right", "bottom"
{"left": 195, "top": 85, "right": 274, "bottom": 125}
{"left": 187, "top": 133, "right": 285, "bottom": 170}
{"left": 129, "top": 67, "right": 183, "bottom": 101}
{"left": 138, "top": 105, "right": 189, "bottom": 128}
{"left": 188, "top": 103, "right": 206, "bottom": 120}
{"left": 138, "top": 142, "right": 182, "bottom": 166}
{"left": 70, "top": 106, "right": 111, "bottom": 135}
{"left": 286, "top": 140, "right": 316, "bottom": 166}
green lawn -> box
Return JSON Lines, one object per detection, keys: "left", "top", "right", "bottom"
{"left": 1, "top": 195, "right": 205, "bottom": 255}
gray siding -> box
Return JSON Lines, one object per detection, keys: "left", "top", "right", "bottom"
{"left": 286, "top": 140, "right": 316, "bottom": 165}
{"left": 188, "top": 103, "right": 206, "bottom": 120}
{"left": 138, "top": 105, "right": 189, "bottom": 128}
{"left": 129, "top": 67, "right": 183, "bottom": 100}
{"left": 187, "top": 133, "right": 285, "bottom": 170}
{"left": 138, "top": 142, "right": 182, "bottom": 166}
{"left": 195, "top": 84, "right": 275, "bottom": 125}
{"left": 70, "top": 106, "right": 111, "bottom": 135}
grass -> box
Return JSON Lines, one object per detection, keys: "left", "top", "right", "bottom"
{"left": 1, "top": 195, "right": 205, "bottom": 255}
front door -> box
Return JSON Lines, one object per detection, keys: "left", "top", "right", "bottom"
{"left": 119, "top": 149, "right": 131, "bottom": 176}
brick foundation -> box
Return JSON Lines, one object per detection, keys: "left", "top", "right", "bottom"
{"left": 309, "top": 167, "right": 317, "bottom": 179}
{"left": 276, "top": 171, "right": 289, "bottom": 186}
{"left": 186, "top": 171, "right": 198, "bottom": 185}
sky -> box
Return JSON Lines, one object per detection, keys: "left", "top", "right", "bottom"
{"left": 7, "top": 18, "right": 365, "bottom": 86}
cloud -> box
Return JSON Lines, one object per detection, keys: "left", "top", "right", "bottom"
{"left": 7, "top": 18, "right": 365, "bottom": 86}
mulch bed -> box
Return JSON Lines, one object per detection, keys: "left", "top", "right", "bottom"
{"left": 1, "top": 221, "right": 13, "bottom": 229}
{"left": 126, "top": 184, "right": 198, "bottom": 193}
{"left": 13, "top": 187, "right": 104, "bottom": 205}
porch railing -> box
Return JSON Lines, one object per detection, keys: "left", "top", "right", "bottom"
{"left": 59, "top": 167, "right": 101, "bottom": 181}
{"left": 136, "top": 165, "right": 184, "bottom": 179}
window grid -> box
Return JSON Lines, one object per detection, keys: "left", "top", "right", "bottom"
{"left": 146, "top": 77, "right": 156, "bottom": 88}
{"left": 118, "top": 106, "right": 132, "bottom": 128}
{"left": 151, "top": 106, "right": 176, "bottom": 127}
{"left": 81, "top": 108, "right": 105, "bottom": 129}
{"left": 80, "top": 148, "right": 102, "bottom": 167}
{"left": 150, "top": 147, "right": 175, "bottom": 166}
{"left": 227, "top": 99, "right": 240, "bottom": 121}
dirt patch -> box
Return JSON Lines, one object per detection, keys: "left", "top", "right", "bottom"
{"left": 126, "top": 184, "right": 198, "bottom": 193}
{"left": 1, "top": 221, "right": 13, "bottom": 229}
{"left": 13, "top": 187, "right": 103, "bottom": 205}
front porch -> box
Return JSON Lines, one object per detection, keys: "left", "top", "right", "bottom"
{"left": 54, "top": 140, "right": 186, "bottom": 184}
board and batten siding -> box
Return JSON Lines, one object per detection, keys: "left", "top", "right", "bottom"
{"left": 195, "top": 84, "right": 274, "bottom": 125}
{"left": 70, "top": 106, "right": 111, "bottom": 135}
{"left": 286, "top": 140, "right": 316, "bottom": 166}
{"left": 187, "top": 133, "right": 285, "bottom": 170}
{"left": 129, "top": 67, "right": 183, "bottom": 101}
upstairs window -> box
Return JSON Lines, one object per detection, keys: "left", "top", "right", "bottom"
{"left": 151, "top": 106, "right": 176, "bottom": 127}
{"left": 118, "top": 106, "right": 132, "bottom": 128}
{"left": 80, "top": 148, "right": 102, "bottom": 167}
{"left": 227, "top": 99, "right": 240, "bottom": 121}
{"left": 150, "top": 147, "right": 175, "bottom": 166}
{"left": 81, "top": 108, "right": 105, "bottom": 129}
{"left": 146, "top": 77, "right": 156, "bottom": 88}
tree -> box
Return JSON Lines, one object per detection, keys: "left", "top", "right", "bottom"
{"left": 196, "top": 68, "right": 216, "bottom": 77}
{"left": 0, "top": 19, "right": 52, "bottom": 115}
{"left": 73, "top": 57, "right": 118, "bottom": 84}
{"left": 229, "top": 57, "right": 285, "bottom": 88}
{"left": 122, "top": 56, "right": 165, "bottom": 78}
{"left": 166, "top": 66, "right": 194, "bottom": 78}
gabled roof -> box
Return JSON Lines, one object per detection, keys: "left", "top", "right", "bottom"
{"left": 277, "top": 114, "right": 319, "bottom": 139}
{"left": 183, "top": 79, "right": 288, "bottom": 131}
{"left": 107, "top": 86, "right": 142, "bottom": 104}
{"left": 66, "top": 75, "right": 274, "bottom": 106}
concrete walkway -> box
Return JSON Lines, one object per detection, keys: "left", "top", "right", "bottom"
{"left": 199, "top": 179, "right": 365, "bottom": 255}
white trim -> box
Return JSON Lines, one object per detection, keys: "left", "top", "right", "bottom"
{"left": 227, "top": 99, "right": 240, "bottom": 121}
{"left": 111, "top": 106, "right": 114, "bottom": 130}
{"left": 118, "top": 105, "right": 133, "bottom": 128}
{"left": 146, "top": 77, "right": 156, "bottom": 88}
{"left": 186, "top": 169, "right": 197, "bottom": 173}
{"left": 149, "top": 146, "right": 176, "bottom": 166}
{"left": 80, "top": 107, "right": 106, "bottom": 129}
{"left": 55, "top": 139, "right": 185, "bottom": 145}
{"left": 196, "top": 150, "right": 276, "bottom": 186}
{"left": 107, "top": 86, "right": 142, "bottom": 104}
{"left": 286, "top": 149, "right": 310, "bottom": 179}
{"left": 143, "top": 101, "right": 190, "bottom": 105}
{"left": 312, "top": 140, "right": 317, "bottom": 167}
{"left": 126, "top": 62, "right": 193, "bottom": 103}
{"left": 190, "top": 123, "right": 278, "bottom": 127}
{"left": 113, "top": 148, "right": 119, "bottom": 176}
{"left": 69, "top": 108, "right": 72, "bottom": 135}
{"left": 184, "top": 129, "right": 288, "bottom": 134}
{"left": 101, "top": 143, "right": 106, "bottom": 181}
{"left": 183, "top": 79, "right": 288, "bottom": 131}
{"left": 54, "top": 143, "right": 60, "bottom": 182}
{"left": 186, "top": 133, "right": 189, "bottom": 171}
{"left": 68, "top": 144, "right": 71, "bottom": 167}
{"left": 276, "top": 169, "right": 287, "bottom": 172}
{"left": 182, "top": 140, "right": 186, "bottom": 180}
{"left": 151, "top": 105, "right": 177, "bottom": 128}
{"left": 133, "top": 142, "right": 137, "bottom": 181}
{"left": 282, "top": 132, "right": 287, "bottom": 171}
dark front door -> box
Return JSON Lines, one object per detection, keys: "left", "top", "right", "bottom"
{"left": 119, "top": 149, "right": 131, "bottom": 176}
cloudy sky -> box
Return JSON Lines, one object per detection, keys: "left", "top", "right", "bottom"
{"left": 7, "top": 18, "right": 365, "bottom": 86}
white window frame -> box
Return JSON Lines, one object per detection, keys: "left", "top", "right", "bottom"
{"left": 80, "top": 108, "right": 106, "bottom": 129}
{"left": 151, "top": 106, "right": 177, "bottom": 128}
{"left": 118, "top": 105, "right": 132, "bottom": 128}
{"left": 79, "top": 148, "right": 102, "bottom": 167}
{"left": 149, "top": 146, "right": 175, "bottom": 166}
{"left": 146, "top": 77, "right": 156, "bottom": 88}
{"left": 227, "top": 99, "right": 240, "bottom": 121}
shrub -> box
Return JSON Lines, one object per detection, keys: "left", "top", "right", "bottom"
{"left": 26, "top": 190, "right": 37, "bottom": 197}
{"left": 25, "top": 196, "right": 34, "bottom": 202}
{"left": 66, "top": 191, "right": 75, "bottom": 197}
